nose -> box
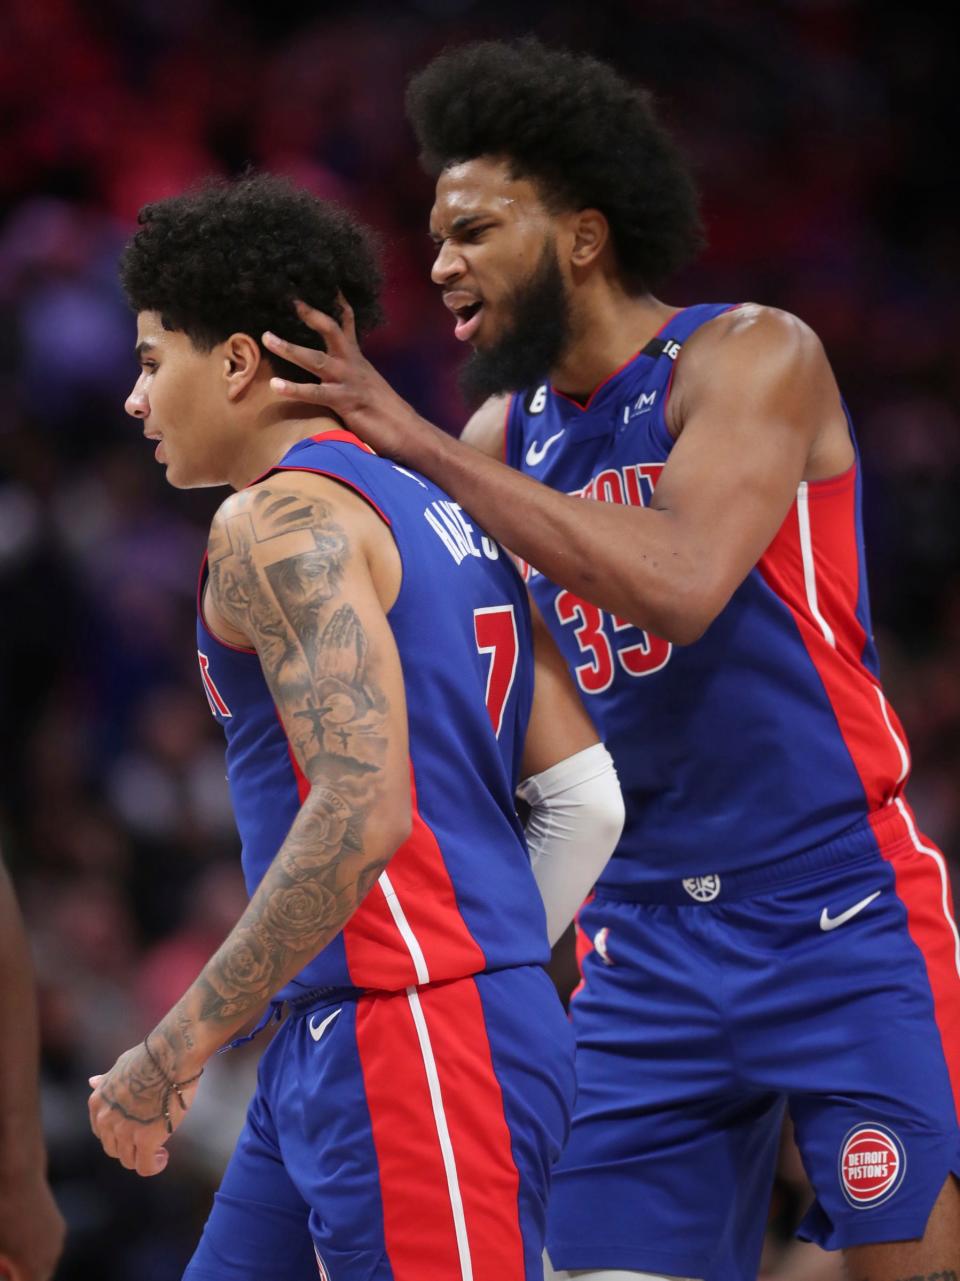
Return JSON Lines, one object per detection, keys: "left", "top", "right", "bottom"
{"left": 431, "top": 240, "right": 466, "bottom": 286}
{"left": 125, "top": 377, "right": 148, "bottom": 419}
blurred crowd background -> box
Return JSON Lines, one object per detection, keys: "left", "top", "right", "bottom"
{"left": 1, "top": 0, "right": 957, "bottom": 1276}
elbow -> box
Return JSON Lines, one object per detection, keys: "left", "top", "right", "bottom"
{"left": 595, "top": 787, "right": 626, "bottom": 858}
{"left": 622, "top": 574, "right": 721, "bottom": 647}
{"left": 383, "top": 793, "right": 413, "bottom": 854}
{"left": 580, "top": 755, "right": 626, "bottom": 860}
{"left": 657, "top": 609, "right": 714, "bottom": 647}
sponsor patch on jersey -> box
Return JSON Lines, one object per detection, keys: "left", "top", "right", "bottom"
{"left": 622, "top": 390, "right": 657, "bottom": 423}
{"left": 838, "top": 1124, "right": 906, "bottom": 1208}
{"left": 682, "top": 874, "right": 721, "bottom": 902}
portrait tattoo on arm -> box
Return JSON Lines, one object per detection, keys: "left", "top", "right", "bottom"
{"left": 151, "top": 482, "right": 397, "bottom": 1069}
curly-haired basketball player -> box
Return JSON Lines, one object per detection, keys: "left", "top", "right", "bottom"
{"left": 88, "top": 174, "right": 624, "bottom": 1281}
{"left": 264, "top": 39, "right": 960, "bottom": 1281}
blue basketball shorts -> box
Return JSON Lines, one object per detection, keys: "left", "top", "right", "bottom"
{"left": 545, "top": 801, "right": 960, "bottom": 1280}
{"left": 184, "top": 964, "right": 575, "bottom": 1281}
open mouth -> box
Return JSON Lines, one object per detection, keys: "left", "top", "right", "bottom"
{"left": 452, "top": 300, "right": 484, "bottom": 342}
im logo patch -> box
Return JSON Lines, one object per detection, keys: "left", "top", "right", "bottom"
{"left": 838, "top": 1123, "right": 906, "bottom": 1208}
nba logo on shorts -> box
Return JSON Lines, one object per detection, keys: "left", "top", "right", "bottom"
{"left": 838, "top": 1123, "right": 906, "bottom": 1208}
{"left": 314, "top": 1245, "right": 331, "bottom": 1280}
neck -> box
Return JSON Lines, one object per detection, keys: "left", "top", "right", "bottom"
{"left": 225, "top": 406, "right": 343, "bottom": 490}
{"left": 550, "top": 289, "right": 677, "bottom": 400}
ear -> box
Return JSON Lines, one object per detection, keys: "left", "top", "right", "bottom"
{"left": 569, "top": 208, "right": 609, "bottom": 270}
{"left": 221, "top": 333, "right": 262, "bottom": 401}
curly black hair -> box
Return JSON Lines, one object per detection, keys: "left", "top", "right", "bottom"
{"left": 406, "top": 38, "right": 703, "bottom": 292}
{"left": 120, "top": 173, "right": 383, "bottom": 383}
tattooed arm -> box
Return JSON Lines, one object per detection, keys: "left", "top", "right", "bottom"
{"left": 89, "top": 473, "right": 410, "bottom": 1177}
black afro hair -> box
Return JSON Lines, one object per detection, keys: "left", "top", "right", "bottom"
{"left": 120, "top": 173, "right": 383, "bottom": 383}
{"left": 406, "top": 38, "right": 703, "bottom": 292}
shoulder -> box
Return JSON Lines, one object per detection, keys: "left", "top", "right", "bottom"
{"left": 669, "top": 304, "right": 835, "bottom": 423}
{"left": 460, "top": 394, "right": 511, "bottom": 459}
{"left": 680, "top": 303, "right": 829, "bottom": 382}
{"left": 209, "top": 468, "right": 383, "bottom": 557}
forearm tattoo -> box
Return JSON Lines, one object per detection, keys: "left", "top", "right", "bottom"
{"left": 156, "top": 484, "right": 393, "bottom": 1062}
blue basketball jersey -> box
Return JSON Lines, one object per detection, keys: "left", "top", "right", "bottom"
{"left": 506, "top": 303, "right": 912, "bottom": 889}
{"left": 197, "top": 431, "right": 545, "bottom": 1000}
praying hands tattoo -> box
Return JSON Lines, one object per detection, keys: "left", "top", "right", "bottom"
{"left": 90, "top": 480, "right": 402, "bottom": 1172}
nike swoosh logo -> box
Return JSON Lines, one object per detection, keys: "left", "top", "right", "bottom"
{"left": 525, "top": 430, "right": 564, "bottom": 467}
{"left": 819, "top": 890, "right": 881, "bottom": 932}
{"left": 308, "top": 1008, "right": 342, "bottom": 1042}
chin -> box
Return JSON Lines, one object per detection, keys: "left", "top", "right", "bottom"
{"left": 166, "top": 460, "right": 228, "bottom": 490}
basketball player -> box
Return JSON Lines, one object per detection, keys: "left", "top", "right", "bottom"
{"left": 262, "top": 39, "right": 960, "bottom": 1281}
{"left": 87, "top": 174, "right": 624, "bottom": 1281}
{"left": 0, "top": 857, "right": 64, "bottom": 1281}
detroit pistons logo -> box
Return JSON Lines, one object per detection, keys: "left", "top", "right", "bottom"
{"left": 682, "top": 875, "right": 721, "bottom": 902}
{"left": 839, "top": 1124, "right": 906, "bottom": 1208}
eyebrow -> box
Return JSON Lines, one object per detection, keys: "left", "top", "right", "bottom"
{"left": 134, "top": 341, "right": 155, "bottom": 359}
{"left": 430, "top": 212, "right": 488, "bottom": 242}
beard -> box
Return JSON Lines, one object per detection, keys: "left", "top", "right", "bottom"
{"left": 458, "top": 239, "right": 573, "bottom": 407}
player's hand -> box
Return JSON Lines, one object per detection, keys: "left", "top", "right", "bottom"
{"left": 87, "top": 1040, "right": 201, "bottom": 1178}
{"left": 0, "top": 1168, "right": 65, "bottom": 1281}
{"left": 262, "top": 298, "right": 440, "bottom": 466}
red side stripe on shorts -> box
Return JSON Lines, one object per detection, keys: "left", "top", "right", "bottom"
{"left": 758, "top": 472, "right": 909, "bottom": 808}
{"left": 356, "top": 981, "right": 524, "bottom": 1281}
{"left": 569, "top": 892, "right": 596, "bottom": 1004}
{"left": 875, "top": 801, "right": 960, "bottom": 1120}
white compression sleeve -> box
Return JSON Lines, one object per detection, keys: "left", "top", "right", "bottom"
{"left": 516, "top": 743, "right": 624, "bottom": 946}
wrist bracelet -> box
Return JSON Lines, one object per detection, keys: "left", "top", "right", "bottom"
{"left": 143, "top": 1033, "right": 204, "bottom": 1135}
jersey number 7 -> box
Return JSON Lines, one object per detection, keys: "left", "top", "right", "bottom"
{"left": 474, "top": 605, "right": 519, "bottom": 737}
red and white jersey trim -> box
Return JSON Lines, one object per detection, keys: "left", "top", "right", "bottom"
{"left": 377, "top": 870, "right": 430, "bottom": 984}
{"left": 797, "top": 480, "right": 836, "bottom": 648}
{"left": 894, "top": 798, "right": 960, "bottom": 980}
{"left": 759, "top": 468, "right": 911, "bottom": 812}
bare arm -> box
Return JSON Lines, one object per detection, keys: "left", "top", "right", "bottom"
{"left": 265, "top": 302, "right": 849, "bottom": 643}
{"left": 0, "top": 858, "right": 65, "bottom": 1281}
{"left": 521, "top": 597, "right": 599, "bottom": 780}
{"left": 459, "top": 395, "right": 509, "bottom": 458}
{"left": 89, "top": 475, "right": 411, "bottom": 1176}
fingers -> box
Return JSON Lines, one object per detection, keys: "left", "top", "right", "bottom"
{"left": 262, "top": 330, "right": 328, "bottom": 376}
{"left": 268, "top": 376, "right": 341, "bottom": 406}
{"left": 291, "top": 296, "right": 353, "bottom": 346}
{"left": 332, "top": 292, "right": 357, "bottom": 342}
{"left": 89, "top": 1098, "right": 170, "bottom": 1177}
{"left": 115, "top": 1133, "right": 138, "bottom": 1171}
{"left": 134, "top": 1142, "right": 169, "bottom": 1179}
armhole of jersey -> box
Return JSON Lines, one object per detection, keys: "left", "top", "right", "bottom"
{"left": 657, "top": 301, "right": 746, "bottom": 452}
{"left": 197, "top": 552, "right": 259, "bottom": 655}
{"left": 268, "top": 461, "right": 393, "bottom": 529}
